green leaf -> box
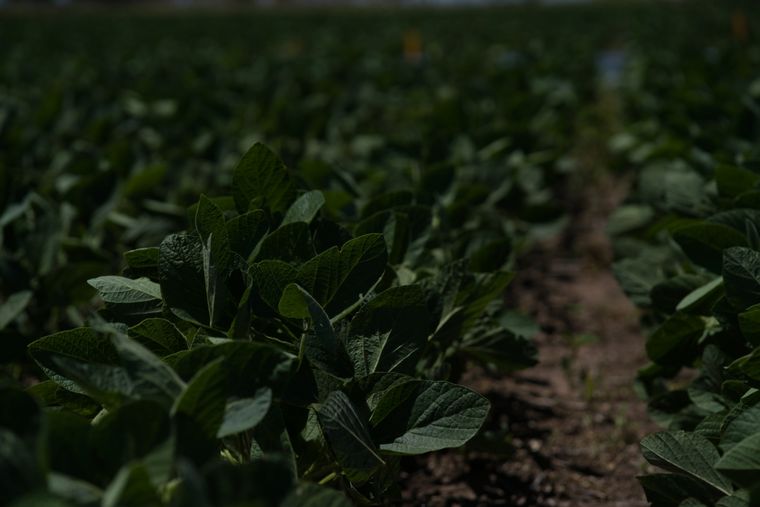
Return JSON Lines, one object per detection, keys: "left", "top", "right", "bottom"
{"left": 317, "top": 390, "right": 384, "bottom": 483}
{"left": 159, "top": 233, "right": 208, "bottom": 325}
{"left": 0, "top": 290, "right": 32, "bottom": 330}
{"left": 249, "top": 260, "right": 298, "bottom": 311}
{"left": 297, "top": 234, "right": 388, "bottom": 315}
{"left": 469, "top": 239, "right": 512, "bottom": 273}
{"left": 88, "top": 276, "right": 161, "bottom": 304}
{"left": 8, "top": 492, "right": 76, "bottom": 507}
{"left": 676, "top": 277, "right": 724, "bottom": 314}
{"left": 679, "top": 499, "right": 709, "bottom": 507}
{"left": 124, "top": 248, "right": 160, "bottom": 270}
{"left": 0, "top": 429, "right": 44, "bottom": 503}
{"left": 217, "top": 388, "right": 272, "bottom": 438}
{"left": 728, "top": 348, "right": 760, "bottom": 380}
{"left": 28, "top": 328, "right": 122, "bottom": 399}
{"left": 110, "top": 334, "right": 185, "bottom": 407}
{"left": 45, "top": 412, "right": 99, "bottom": 483}
{"left": 197, "top": 459, "right": 294, "bottom": 506}
{"left": 461, "top": 328, "right": 538, "bottom": 372}
{"left": 281, "top": 482, "right": 352, "bottom": 507}
{"left": 652, "top": 274, "right": 716, "bottom": 313}
{"left": 723, "top": 247, "right": 760, "bottom": 310}
{"left": 172, "top": 358, "right": 228, "bottom": 440}
{"left": 46, "top": 473, "right": 103, "bottom": 505}
{"left": 91, "top": 400, "right": 172, "bottom": 480}
{"left": 282, "top": 190, "right": 325, "bottom": 225}
{"left": 32, "top": 332, "right": 182, "bottom": 407}
{"left": 460, "top": 271, "right": 515, "bottom": 331}
{"left": 606, "top": 204, "right": 655, "bottom": 236}
{"left": 672, "top": 223, "right": 747, "bottom": 273}
{"left": 709, "top": 210, "right": 760, "bottom": 235}
{"left": 346, "top": 285, "right": 430, "bottom": 376}
{"left": 226, "top": 209, "right": 268, "bottom": 260}
{"left": 87, "top": 276, "right": 163, "bottom": 320}
{"left": 232, "top": 143, "right": 297, "bottom": 214}
{"left": 716, "top": 432, "right": 760, "bottom": 488}
{"left": 102, "top": 463, "right": 161, "bottom": 507}
{"left": 739, "top": 305, "right": 760, "bottom": 346}
{"left": 640, "top": 431, "right": 733, "bottom": 495}
{"left": 279, "top": 284, "right": 351, "bottom": 378}
{"left": 716, "top": 495, "right": 749, "bottom": 507}
{"left": 195, "top": 196, "right": 235, "bottom": 328}
{"left": 646, "top": 314, "right": 704, "bottom": 366}
{"left": 123, "top": 248, "right": 160, "bottom": 278}
{"left": 360, "top": 190, "right": 413, "bottom": 219}
{"left": 195, "top": 195, "right": 227, "bottom": 247}
{"left": 164, "top": 342, "right": 293, "bottom": 396}
{"left": 0, "top": 387, "right": 42, "bottom": 450}
{"left": 128, "top": 318, "right": 187, "bottom": 356}
{"left": 255, "top": 222, "right": 312, "bottom": 263}
{"left": 716, "top": 165, "right": 760, "bottom": 199}
{"left": 371, "top": 380, "right": 490, "bottom": 455}
{"left": 721, "top": 406, "right": 760, "bottom": 452}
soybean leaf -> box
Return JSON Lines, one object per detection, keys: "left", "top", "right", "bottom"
{"left": 0, "top": 290, "right": 32, "bottom": 330}
{"left": 672, "top": 223, "right": 747, "bottom": 273}
{"left": 721, "top": 406, "right": 760, "bottom": 452}
{"left": 102, "top": 463, "right": 161, "bottom": 507}
{"left": 28, "top": 328, "right": 123, "bottom": 400}
{"left": 317, "top": 390, "right": 384, "bottom": 483}
{"left": 249, "top": 260, "right": 298, "bottom": 312}
{"left": 346, "top": 285, "right": 430, "bottom": 376}
{"left": 127, "top": 318, "right": 187, "bottom": 356}
{"left": 159, "top": 233, "right": 208, "bottom": 325}
{"left": 91, "top": 400, "right": 172, "bottom": 479}
{"left": 255, "top": 222, "right": 312, "bottom": 263}
{"left": 232, "top": 143, "right": 297, "bottom": 214}
{"left": 282, "top": 190, "right": 325, "bottom": 225}
{"left": 217, "top": 388, "right": 272, "bottom": 438}
{"left": 461, "top": 328, "right": 538, "bottom": 372}
{"left": 124, "top": 248, "right": 159, "bottom": 270}
{"left": 716, "top": 433, "right": 760, "bottom": 488}
{"left": 723, "top": 247, "right": 760, "bottom": 310}
{"left": 172, "top": 358, "right": 228, "bottom": 438}
{"left": 640, "top": 431, "right": 733, "bottom": 496}
{"left": 226, "top": 209, "right": 268, "bottom": 260}
{"left": 676, "top": 277, "right": 724, "bottom": 314}
{"left": 715, "top": 165, "right": 760, "bottom": 199}
{"left": 88, "top": 276, "right": 161, "bottom": 304}
{"left": 646, "top": 314, "right": 704, "bottom": 366}
{"left": 173, "top": 358, "right": 228, "bottom": 462}
{"left": 370, "top": 380, "right": 490, "bottom": 455}
{"left": 163, "top": 342, "right": 293, "bottom": 397}
{"left": 0, "top": 429, "right": 44, "bottom": 502}
{"left": 281, "top": 482, "right": 352, "bottom": 507}
{"left": 279, "top": 284, "right": 351, "bottom": 378}
{"left": 739, "top": 306, "right": 760, "bottom": 346}
{"left": 110, "top": 334, "right": 185, "bottom": 407}
{"left": 199, "top": 459, "right": 294, "bottom": 506}
{"left": 296, "top": 233, "right": 388, "bottom": 316}
{"left": 87, "top": 276, "right": 162, "bottom": 321}
{"left": 123, "top": 248, "right": 160, "bottom": 278}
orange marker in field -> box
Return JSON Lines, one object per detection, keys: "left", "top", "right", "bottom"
{"left": 404, "top": 29, "right": 424, "bottom": 64}
{"left": 732, "top": 10, "right": 749, "bottom": 44}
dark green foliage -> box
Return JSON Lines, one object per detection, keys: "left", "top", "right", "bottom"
{"left": 10, "top": 143, "right": 536, "bottom": 505}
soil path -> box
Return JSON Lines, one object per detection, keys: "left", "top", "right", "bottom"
{"left": 401, "top": 93, "right": 657, "bottom": 506}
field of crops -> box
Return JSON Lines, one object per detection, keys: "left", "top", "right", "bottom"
{"left": 2, "top": 2, "right": 760, "bottom": 506}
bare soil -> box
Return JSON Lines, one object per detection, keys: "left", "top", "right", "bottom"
{"left": 399, "top": 173, "right": 657, "bottom": 506}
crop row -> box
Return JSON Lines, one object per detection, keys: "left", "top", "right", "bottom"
{"left": 610, "top": 11, "right": 760, "bottom": 507}
{"left": 2, "top": 3, "right": 759, "bottom": 505}
{"left": 0, "top": 9, "right": 596, "bottom": 505}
